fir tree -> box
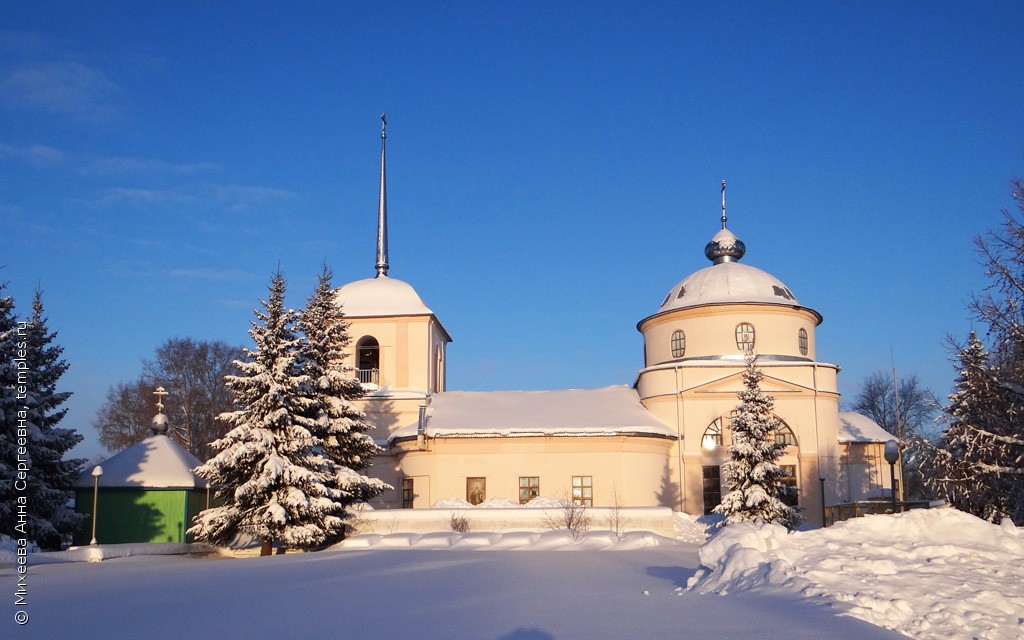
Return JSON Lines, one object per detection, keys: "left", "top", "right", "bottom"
{"left": 190, "top": 272, "right": 351, "bottom": 554}
{"left": 0, "top": 284, "right": 20, "bottom": 537}
{"left": 922, "top": 332, "right": 1024, "bottom": 524}
{"left": 923, "top": 180, "right": 1024, "bottom": 525}
{"left": 295, "top": 265, "right": 388, "bottom": 537}
{"left": 714, "top": 354, "right": 801, "bottom": 529}
{"left": 20, "top": 291, "right": 85, "bottom": 548}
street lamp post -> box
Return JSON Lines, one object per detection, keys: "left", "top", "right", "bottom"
{"left": 883, "top": 440, "right": 899, "bottom": 514}
{"left": 90, "top": 465, "right": 103, "bottom": 545}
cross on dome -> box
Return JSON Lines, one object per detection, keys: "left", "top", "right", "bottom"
{"left": 704, "top": 180, "right": 746, "bottom": 264}
{"left": 151, "top": 386, "right": 170, "bottom": 436}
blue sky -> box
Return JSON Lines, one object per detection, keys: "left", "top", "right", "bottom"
{"left": 3, "top": 2, "right": 1023, "bottom": 460}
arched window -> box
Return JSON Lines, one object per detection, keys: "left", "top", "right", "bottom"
{"left": 434, "top": 345, "right": 445, "bottom": 392}
{"left": 735, "top": 323, "right": 755, "bottom": 352}
{"left": 773, "top": 422, "right": 798, "bottom": 447}
{"left": 705, "top": 415, "right": 794, "bottom": 450}
{"left": 356, "top": 336, "right": 379, "bottom": 385}
{"left": 670, "top": 330, "right": 686, "bottom": 358}
{"left": 702, "top": 418, "right": 724, "bottom": 450}
{"left": 798, "top": 328, "right": 809, "bottom": 356}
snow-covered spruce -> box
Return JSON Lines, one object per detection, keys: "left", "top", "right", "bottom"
{"left": 295, "top": 266, "right": 388, "bottom": 519}
{"left": 20, "top": 291, "right": 85, "bottom": 548}
{"left": 713, "top": 353, "right": 801, "bottom": 529}
{"left": 0, "top": 289, "right": 84, "bottom": 548}
{"left": 0, "top": 285, "right": 21, "bottom": 538}
{"left": 921, "top": 332, "right": 1024, "bottom": 525}
{"left": 191, "top": 272, "right": 356, "bottom": 553}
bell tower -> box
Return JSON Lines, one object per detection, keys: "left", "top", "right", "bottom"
{"left": 334, "top": 115, "right": 452, "bottom": 445}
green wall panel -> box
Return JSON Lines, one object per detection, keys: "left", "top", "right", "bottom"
{"left": 74, "top": 489, "right": 192, "bottom": 545}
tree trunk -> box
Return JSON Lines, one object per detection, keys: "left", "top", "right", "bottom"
{"left": 260, "top": 539, "right": 273, "bottom": 556}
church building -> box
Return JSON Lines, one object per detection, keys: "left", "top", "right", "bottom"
{"left": 334, "top": 119, "right": 897, "bottom": 526}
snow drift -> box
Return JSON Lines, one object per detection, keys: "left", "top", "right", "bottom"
{"left": 687, "top": 508, "right": 1024, "bottom": 640}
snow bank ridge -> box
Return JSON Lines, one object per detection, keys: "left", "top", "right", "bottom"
{"left": 687, "top": 509, "right": 1024, "bottom": 640}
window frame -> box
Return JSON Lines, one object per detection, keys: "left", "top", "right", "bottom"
{"left": 735, "top": 322, "right": 755, "bottom": 352}
{"left": 571, "top": 475, "right": 593, "bottom": 507}
{"left": 356, "top": 335, "right": 380, "bottom": 384}
{"left": 670, "top": 329, "right": 686, "bottom": 358}
{"left": 518, "top": 476, "right": 540, "bottom": 504}
{"left": 402, "top": 477, "right": 414, "bottom": 509}
{"left": 798, "top": 328, "right": 809, "bottom": 356}
{"left": 779, "top": 464, "right": 799, "bottom": 506}
{"left": 702, "top": 465, "right": 722, "bottom": 515}
{"left": 702, "top": 418, "right": 724, "bottom": 450}
{"left": 773, "top": 422, "right": 798, "bottom": 447}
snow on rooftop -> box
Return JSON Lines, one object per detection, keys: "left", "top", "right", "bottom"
{"left": 838, "top": 412, "right": 895, "bottom": 443}
{"left": 654, "top": 262, "right": 811, "bottom": 315}
{"left": 391, "top": 385, "right": 675, "bottom": 440}
{"left": 333, "top": 275, "right": 433, "bottom": 317}
{"left": 74, "top": 435, "right": 208, "bottom": 489}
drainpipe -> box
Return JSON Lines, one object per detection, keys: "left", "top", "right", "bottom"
{"left": 675, "top": 366, "right": 685, "bottom": 513}
{"left": 813, "top": 363, "right": 825, "bottom": 526}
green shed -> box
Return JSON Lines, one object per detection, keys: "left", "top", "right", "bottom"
{"left": 73, "top": 412, "right": 210, "bottom": 545}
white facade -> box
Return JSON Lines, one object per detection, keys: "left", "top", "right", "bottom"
{"left": 334, "top": 129, "right": 896, "bottom": 525}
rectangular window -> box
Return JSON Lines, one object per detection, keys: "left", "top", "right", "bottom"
{"left": 518, "top": 476, "right": 540, "bottom": 504}
{"left": 780, "top": 464, "right": 798, "bottom": 506}
{"left": 402, "top": 477, "right": 414, "bottom": 509}
{"left": 466, "top": 477, "right": 486, "bottom": 505}
{"left": 702, "top": 465, "right": 722, "bottom": 515}
{"left": 571, "top": 475, "right": 593, "bottom": 507}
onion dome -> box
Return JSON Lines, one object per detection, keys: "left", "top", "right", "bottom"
{"left": 151, "top": 412, "right": 170, "bottom": 436}
{"left": 704, "top": 227, "right": 746, "bottom": 264}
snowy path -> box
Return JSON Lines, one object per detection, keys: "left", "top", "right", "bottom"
{"left": 10, "top": 540, "right": 902, "bottom": 640}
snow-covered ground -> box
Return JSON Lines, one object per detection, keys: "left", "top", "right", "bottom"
{"left": 688, "top": 508, "right": 1024, "bottom": 639}
{"left": 2, "top": 508, "right": 1021, "bottom": 639}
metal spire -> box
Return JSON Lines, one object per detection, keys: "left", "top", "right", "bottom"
{"left": 720, "top": 179, "right": 727, "bottom": 229}
{"left": 375, "top": 113, "right": 389, "bottom": 278}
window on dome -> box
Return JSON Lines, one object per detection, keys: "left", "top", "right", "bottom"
{"left": 671, "top": 330, "right": 686, "bottom": 358}
{"left": 661, "top": 292, "right": 672, "bottom": 307}
{"left": 798, "top": 328, "right": 809, "bottom": 356}
{"left": 676, "top": 285, "right": 686, "bottom": 299}
{"left": 772, "top": 285, "right": 795, "bottom": 301}
{"left": 735, "top": 323, "right": 755, "bottom": 352}
{"left": 356, "top": 336, "right": 380, "bottom": 384}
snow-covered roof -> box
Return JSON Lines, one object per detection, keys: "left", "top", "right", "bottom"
{"left": 333, "top": 275, "right": 433, "bottom": 317}
{"left": 390, "top": 385, "right": 675, "bottom": 440}
{"left": 656, "top": 262, "right": 804, "bottom": 313}
{"left": 74, "top": 435, "right": 207, "bottom": 489}
{"left": 838, "top": 412, "right": 894, "bottom": 443}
